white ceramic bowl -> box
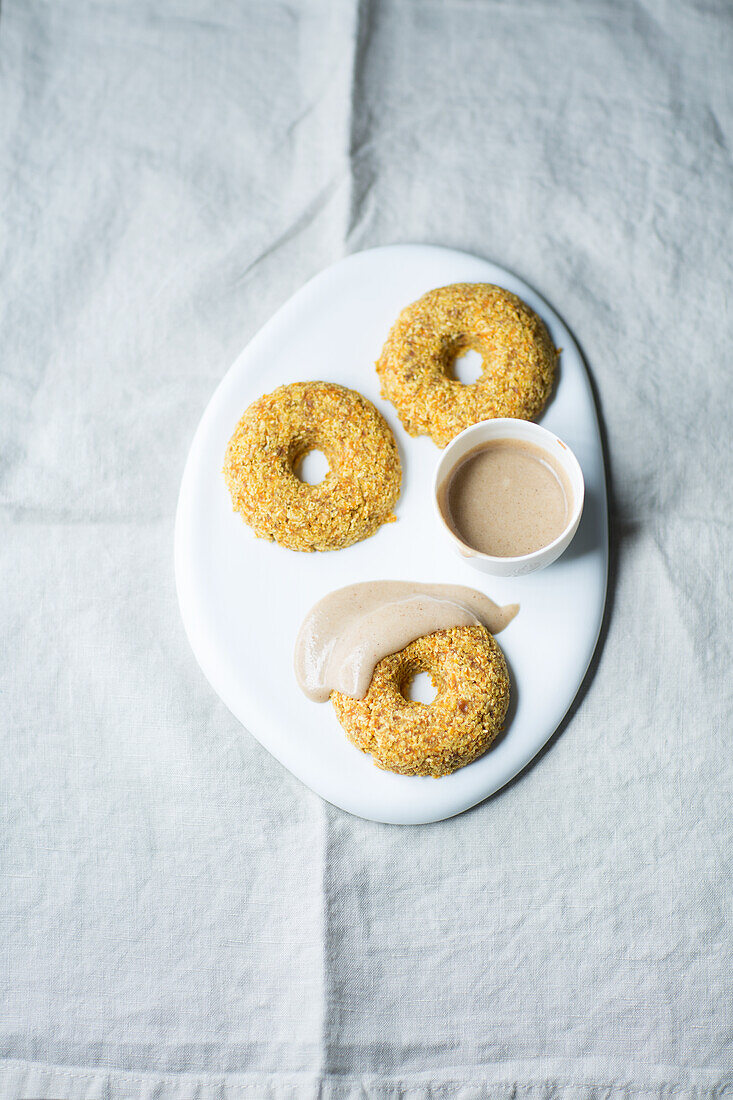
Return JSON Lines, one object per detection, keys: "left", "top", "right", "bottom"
{"left": 433, "top": 418, "right": 585, "bottom": 577}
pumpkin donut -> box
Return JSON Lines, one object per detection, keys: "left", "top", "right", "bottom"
{"left": 223, "top": 381, "right": 401, "bottom": 552}
{"left": 331, "top": 626, "right": 510, "bottom": 777}
{"left": 376, "top": 283, "right": 557, "bottom": 447}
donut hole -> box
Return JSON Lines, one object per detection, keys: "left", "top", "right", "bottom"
{"left": 450, "top": 347, "right": 484, "bottom": 386}
{"left": 403, "top": 670, "right": 438, "bottom": 705}
{"left": 294, "top": 448, "right": 330, "bottom": 486}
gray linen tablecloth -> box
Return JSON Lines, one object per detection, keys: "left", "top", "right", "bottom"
{"left": 2, "top": 1, "right": 731, "bottom": 1097}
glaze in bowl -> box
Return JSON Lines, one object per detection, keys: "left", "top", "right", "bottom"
{"left": 433, "top": 418, "right": 585, "bottom": 578}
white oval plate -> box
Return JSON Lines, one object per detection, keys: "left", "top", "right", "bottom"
{"left": 175, "top": 245, "right": 608, "bottom": 824}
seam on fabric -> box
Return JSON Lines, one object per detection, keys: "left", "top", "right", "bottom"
{"left": 2, "top": 1061, "right": 732, "bottom": 1089}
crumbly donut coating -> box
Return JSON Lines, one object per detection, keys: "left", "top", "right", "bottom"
{"left": 223, "top": 381, "right": 401, "bottom": 552}
{"left": 376, "top": 283, "right": 557, "bottom": 447}
{"left": 331, "top": 626, "right": 510, "bottom": 777}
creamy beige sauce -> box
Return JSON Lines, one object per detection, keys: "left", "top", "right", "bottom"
{"left": 294, "top": 581, "right": 518, "bottom": 702}
{"left": 439, "top": 439, "right": 573, "bottom": 558}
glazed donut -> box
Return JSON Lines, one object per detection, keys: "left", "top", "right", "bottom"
{"left": 376, "top": 283, "right": 557, "bottom": 447}
{"left": 331, "top": 626, "right": 510, "bottom": 777}
{"left": 223, "top": 381, "right": 401, "bottom": 552}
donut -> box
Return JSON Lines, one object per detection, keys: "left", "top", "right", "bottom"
{"left": 331, "top": 626, "right": 510, "bottom": 777}
{"left": 376, "top": 283, "right": 557, "bottom": 447}
{"left": 223, "top": 381, "right": 401, "bottom": 552}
